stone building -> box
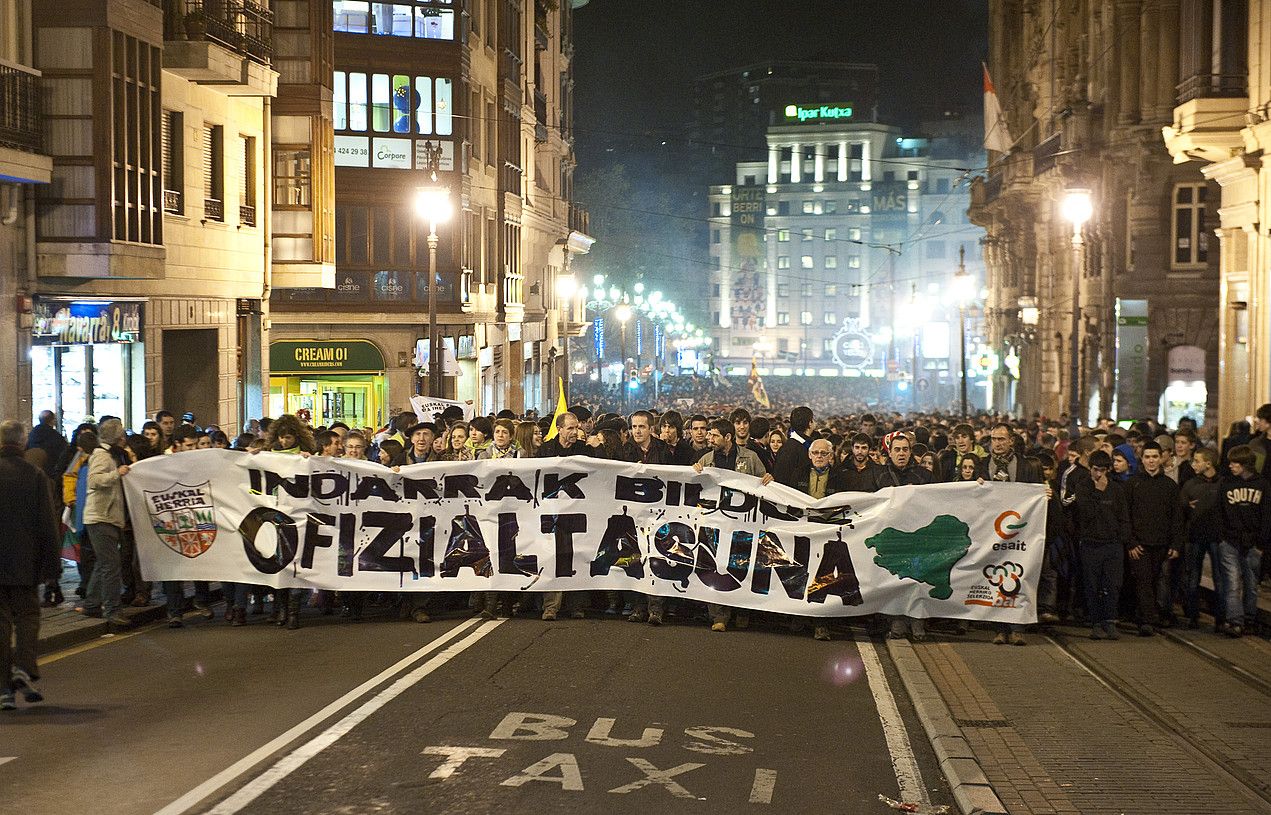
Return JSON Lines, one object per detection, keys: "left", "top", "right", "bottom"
{"left": 1163, "top": 0, "right": 1268, "bottom": 432}
{"left": 969, "top": 0, "right": 1222, "bottom": 426}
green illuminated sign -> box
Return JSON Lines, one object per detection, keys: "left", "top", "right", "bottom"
{"left": 784, "top": 103, "right": 854, "bottom": 123}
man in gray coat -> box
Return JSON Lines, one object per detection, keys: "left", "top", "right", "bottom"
{"left": 1, "top": 419, "right": 60, "bottom": 710}
{"left": 78, "top": 418, "right": 132, "bottom": 628}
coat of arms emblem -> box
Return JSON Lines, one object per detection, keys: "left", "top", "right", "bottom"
{"left": 145, "top": 482, "right": 218, "bottom": 558}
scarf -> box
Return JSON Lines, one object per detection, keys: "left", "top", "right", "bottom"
{"left": 990, "top": 450, "right": 1014, "bottom": 482}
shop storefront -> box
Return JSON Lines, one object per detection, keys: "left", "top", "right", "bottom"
{"left": 31, "top": 297, "right": 146, "bottom": 430}
{"left": 269, "top": 339, "right": 388, "bottom": 430}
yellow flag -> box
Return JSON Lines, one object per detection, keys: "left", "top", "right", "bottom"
{"left": 543, "top": 377, "right": 568, "bottom": 441}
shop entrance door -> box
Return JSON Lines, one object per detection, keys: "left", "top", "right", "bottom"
{"left": 30, "top": 344, "right": 134, "bottom": 430}
{"left": 320, "top": 381, "right": 372, "bottom": 429}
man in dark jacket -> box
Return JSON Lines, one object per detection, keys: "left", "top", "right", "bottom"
{"left": 835, "top": 433, "right": 880, "bottom": 493}
{"left": 658, "top": 411, "right": 697, "bottom": 467}
{"left": 935, "top": 423, "right": 984, "bottom": 483}
{"left": 26, "top": 410, "right": 68, "bottom": 481}
{"left": 536, "top": 411, "right": 589, "bottom": 621}
{"left": 1, "top": 419, "right": 61, "bottom": 710}
{"left": 1073, "top": 450, "right": 1130, "bottom": 640}
{"left": 622, "top": 410, "right": 674, "bottom": 465}
{"left": 772, "top": 406, "right": 816, "bottom": 488}
{"left": 1179, "top": 447, "right": 1223, "bottom": 628}
{"left": 1216, "top": 444, "right": 1269, "bottom": 637}
{"left": 1124, "top": 441, "right": 1184, "bottom": 635}
{"left": 538, "top": 412, "right": 589, "bottom": 458}
{"left": 983, "top": 425, "right": 1044, "bottom": 645}
{"left": 873, "top": 433, "right": 934, "bottom": 490}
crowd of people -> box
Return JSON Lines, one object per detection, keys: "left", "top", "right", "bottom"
{"left": 2, "top": 396, "right": 1267, "bottom": 710}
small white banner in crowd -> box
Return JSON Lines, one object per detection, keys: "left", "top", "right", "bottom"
{"left": 124, "top": 451, "right": 1046, "bottom": 622}
{"left": 408, "top": 395, "right": 475, "bottom": 423}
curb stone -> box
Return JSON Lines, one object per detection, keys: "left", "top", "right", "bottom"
{"left": 887, "top": 638, "right": 1009, "bottom": 815}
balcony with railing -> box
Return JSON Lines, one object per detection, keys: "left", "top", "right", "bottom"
{"left": 0, "top": 59, "right": 52, "bottom": 184}
{"left": 1176, "top": 73, "right": 1247, "bottom": 105}
{"left": 567, "top": 202, "right": 589, "bottom": 236}
{"left": 240, "top": 203, "right": 256, "bottom": 226}
{"left": 533, "top": 89, "right": 549, "bottom": 142}
{"left": 164, "top": 0, "right": 275, "bottom": 93}
{"left": 164, "top": 188, "right": 183, "bottom": 214}
{"left": 204, "top": 197, "right": 224, "bottom": 221}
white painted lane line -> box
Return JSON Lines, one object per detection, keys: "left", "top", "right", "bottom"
{"left": 856, "top": 637, "right": 930, "bottom": 807}
{"left": 153, "top": 617, "right": 484, "bottom": 815}
{"left": 206, "top": 619, "right": 505, "bottom": 815}
{"left": 748, "top": 767, "right": 777, "bottom": 804}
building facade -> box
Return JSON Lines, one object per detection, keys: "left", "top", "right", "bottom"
{"left": 970, "top": 0, "right": 1223, "bottom": 426}
{"left": 269, "top": 0, "right": 591, "bottom": 427}
{"left": 10, "top": 0, "right": 283, "bottom": 432}
{"left": 1163, "top": 0, "right": 1268, "bottom": 432}
{"left": 707, "top": 110, "right": 986, "bottom": 409}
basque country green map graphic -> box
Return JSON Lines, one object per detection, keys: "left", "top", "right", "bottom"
{"left": 864, "top": 515, "right": 972, "bottom": 600}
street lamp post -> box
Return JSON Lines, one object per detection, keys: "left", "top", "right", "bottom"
{"left": 415, "top": 184, "right": 453, "bottom": 399}
{"left": 556, "top": 275, "right": 578, "bottom": 406}
{"left": 953, "top": 246, "right": 973, "bottom": 418}
{"left": 615, "top": 302, "right": 632, "bottom": 412}
{"left": 1061, "top": 189, "right": 1093, "bottom": 431}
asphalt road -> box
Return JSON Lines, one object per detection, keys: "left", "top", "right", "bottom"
{"left": 2, "top": 606, "right": 950, "bottom": 814}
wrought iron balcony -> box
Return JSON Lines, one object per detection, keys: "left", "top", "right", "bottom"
{"left": 1176, "top": 73, "right": 1247, "bottom": 105}
{"left": 164, "top": 188, "right": 183, "bottom": 214}
{"left": 567, "top": 203, "right": 589, "bottom": 235}
{"left": 204, "top": 197, "right": 224, "bottom": 221}
{"left": 239, "top": 204, "right": 256, "bottom": 226}
{"left": 165, "top": 0, "right": 273, "bottom": 65}
{"left": 0, "top": 59, "right": 43, "bottom": 153}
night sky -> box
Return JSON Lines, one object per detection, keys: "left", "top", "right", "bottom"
{"left": 569, "top": 0, "right": 990, "bottom": 311}
{"left": 573, "top": 0, "right": 989, "bottom": 164}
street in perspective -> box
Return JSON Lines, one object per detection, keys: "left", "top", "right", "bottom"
{"left": 2, "top": 2, "right": 1270, "bottom": 815}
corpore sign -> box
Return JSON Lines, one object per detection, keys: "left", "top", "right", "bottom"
{"left": 125, "top": 451, "right": 1046, "bottom": 622}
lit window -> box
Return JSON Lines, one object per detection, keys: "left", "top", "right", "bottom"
{"left": 800, "top": 311, "right": 812, "bottom": 325}
{"left": 371, "top": 73, "right": 391, "bottom": 131}
{"left": 848, "top": 256, "right": 861, "bottom": 268}
{"left": 825, "top": 255, "right": 838, "bottom": 269}
{"left": 335, "top": 72, "right": 454, "bottom": 137}
{"left": 802, "top": 200, "right": 814, "bottom": 214}
{"left": 800, "top": 255, "right": 813, "bottom": 269}
{"left": 777, "top": 229, "right": 790, "bottom": 242}
{"left": 334, "top": 1, "right": 370, "bottom": 32}
{"left": 335, "top": 1, "right": 455, "bottom": 40}
{"left": 334, "top": 72, "right": 348, "bottom": 129}
{"left": 777, "top": 283, "right": 790, "bottom": 298}
{"left": 349, "top": 72, "right": 368, "bottom": 130}
{"left": 825, "top": 284, "right": 837, "bottom": 296}
{"left": 801, "top": 227, "right": 813, "bottom": 241}
{"left": 849, "top": 227, "right": 861, "bottom": 240}
{"left": 777, "top": 256, "right": 790, "bottom": 269}
{"left": 777, "top": 312, "right": 790, "bottom": 325}
{"left": 823, "top": 312, "right": 837, "bottom": 325}
{"left": 824, "top": 199, "right": 837, "bottom": 214}
{"left": 825, "top": 227, "right": 837, "bottom": 241}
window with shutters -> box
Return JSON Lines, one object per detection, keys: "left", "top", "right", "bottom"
{"left": 161, "top": 110, "right": 183, "bottom": 214}
{"left": 273, "top": 148, "right": 311, "bottom": 208}
{"left": 240, "top": 136, "right": 256, "bottom": 226}
{"left": 203, "top": 124, "right": 224, "bottom": 221}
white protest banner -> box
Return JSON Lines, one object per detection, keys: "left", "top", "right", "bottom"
{"left": 124, "top": 451, "right": 1046, "bottom": 622}
{"left": 409, "top": 395, "right": 475, "bottom": 423}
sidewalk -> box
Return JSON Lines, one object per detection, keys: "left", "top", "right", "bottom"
{"left": 37, "top": 562, "right": 216, "bottom": 654}
{"left": 894, "top": 608, "right": 1271, "bottom": 815}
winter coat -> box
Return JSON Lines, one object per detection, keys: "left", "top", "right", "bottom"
{"left": 1179, "top": 472, "right": 1222, "bottom": 544}
{"left": 0, "top": 446, "right": 61, "bottom": 586}
{"left": 1126, "top": 469, "right": 1185, "bottom": 552}
{"left": 1072, "top": 477, "right": 1129, "bottom": 544}
{"left": 1217, "top": 473, "right": 1271, "bottom": 551}
{"left": 872, "top": 462, "right": 935, "bottom": 489}
{"left": 26, "top": 422, "right": 68, "bottom": 480}
{"left": 697, "top": 445, "right": 767, "bottom": 478}
{"left": 83, "top": 445, "right": 127, "bottom": 528}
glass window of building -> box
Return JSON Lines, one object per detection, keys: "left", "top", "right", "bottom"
{"left": 825, "top": 227, "right": 837, "bottom": 241}
{"left": 824, "top": 199, "right": 837, "bottom": 214}
{"left": 334, "top": 72, "right": 454, "bottom": 136}
{"left": 802, "top": 200, "right": 814, "bottom": 214}
{"left": 776, "top": 228, "right": 790, "bottom": 242}
{"left": 777, "top": 256, "right": 790, "bottom": 269}
{"left": 823, "top": 312, "right": 837, "bottom": 325}
{"left": 825, "top": 255, "right": 838, "bottom": 269}
{"left": 777, "top": 312, "right": 790, "bottom": 325}
{"left": 800, "top": 227, "right": 813, "bottom": 241}
{"left": 777, "top": 201, "right": 790, "bottom": 215}
{"left": 801, "top": 283, "right": 812, "bottom": 297}
{"left": 1172, "top": 183, "right": 1209, "bottom": 267}
{"left": 847, "top": 255, "right": 861, "bottom": 268}
{"left": 777, "top": 283, "right": 790, "bottom": 298}
{"left": 849, "top": 227, "right": 861, "bottom": 240}
{"left": 825, "top": 284, "right": 837, "bottom": 296}
{"left": 800, "top": 311, "right": 812, "bottom": 325}
{"left": 335, "top": 1, "right": 456, "bottom": 40}
{"left": 800, "top": 255, "right": 813, "bottom": 269}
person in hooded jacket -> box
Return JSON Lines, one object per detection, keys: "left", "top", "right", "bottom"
{"left": 1073, "top": 450, "right": 1130, "bottom": 640}
{"left": 1215, "top": 445, "right": 1270, "bottom": 637}
{"left": 1124, "top": 441, "right": 1184, "bottom": 635}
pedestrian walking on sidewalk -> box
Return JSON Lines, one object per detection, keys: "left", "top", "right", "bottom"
{"left": 1215, "top": 445, "right": 1269, "bottom": 637}
{"left": 1, "top": 419, "right": 61, "bottom": 710}
{"left": 1125, "top": 442, "right": 1184, "bottom": 635}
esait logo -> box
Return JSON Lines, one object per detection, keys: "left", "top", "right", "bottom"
{"left": 993, "top": 510, "right": 1027, "bottom": 541}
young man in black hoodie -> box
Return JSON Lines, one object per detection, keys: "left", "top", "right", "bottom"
{"left": 1216, "top": 445, "right": 1269, "bottom": 637}
{"left": 1125, "top": 441, "right": 1184, "bottom": 635}
{"left": 1073, "top": 450, "right": 1130, "bottom": 640}
{"left": 536, "top": 411, "right": 589, "bottom": 621}
{"left": 1179, "top": 447, "right": 1223, "bottom": 629}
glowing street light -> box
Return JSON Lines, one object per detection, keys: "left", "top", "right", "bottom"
{"left": 414, "top": 185, "right": 453, "bottom": 398}
{"left": 1061, "top": 188, "right": 1094, "bottom": 428}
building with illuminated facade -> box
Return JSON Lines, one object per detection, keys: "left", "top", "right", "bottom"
{"left": 269, "top": 0, "right": 592, "bottom": 425}
{"left": 706, "top": 108, "right": 986, "bottom": 408}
